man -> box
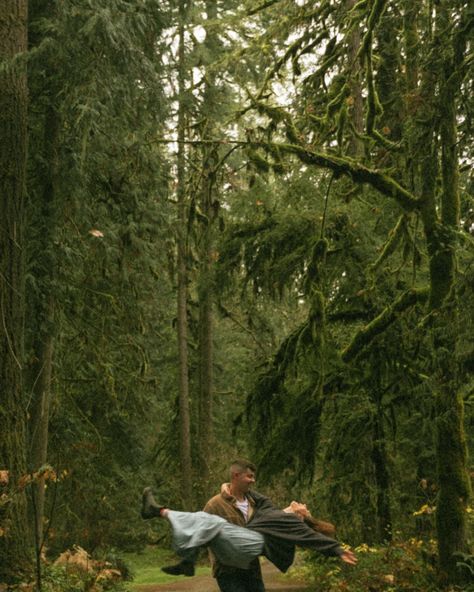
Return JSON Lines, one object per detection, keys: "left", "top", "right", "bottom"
{"left": 204, "top": 459, "right": 265, "bottom": 592}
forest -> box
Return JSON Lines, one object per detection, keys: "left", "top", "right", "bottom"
{"left": 0, "top": 1, "right": 473, "bottom": 591}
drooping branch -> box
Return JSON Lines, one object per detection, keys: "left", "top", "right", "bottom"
{"left": 255, "top": 29, "right": 329, "bottom": 100}
{"left": 341, "top": 287, "right": 429, "bottom": 363}
{"left": 247, "top": 0, "right": 283, "bottom": 17}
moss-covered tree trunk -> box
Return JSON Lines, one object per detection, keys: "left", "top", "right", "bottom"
{"left": 0, "top": 0, "right": 31, "bottom": 579}
{"left": 418, "top": 4, "right": 471, "bottom": 583}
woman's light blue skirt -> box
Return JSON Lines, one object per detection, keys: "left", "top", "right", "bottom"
{"left": 167, "top": 510, "right": 265, "bottom": 569}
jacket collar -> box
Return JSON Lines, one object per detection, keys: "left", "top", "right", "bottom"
{"left": 220, "top": 482, "right": 256, "bottom": 507}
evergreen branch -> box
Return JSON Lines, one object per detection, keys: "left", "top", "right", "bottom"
{"left": 273, "top": 142, "right": 419, "bottom": 212}
{"left": 341, "top": 288, "right": 429, "bottom": 363}
{"left": 153, "top": 136, "right": 419, "bottom": 211}
{"left": 252, "top": 21, "right": 336, "bottom": 102}
{"left": 217, "top": 302, "right": 269, "bottom": 355}
{"left": 247, "top": 0, "right": 283, "bottom": 16}
{"left": 255, "top": 30, "right": 323, "bottom": 100}
{"left": 302, "top": 50, "right": 340, "bottom": 87}
{"left": 327, "top": 309, "right": 371, "bottom": 323}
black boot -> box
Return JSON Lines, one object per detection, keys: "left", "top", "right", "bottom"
{"left": 141, "top": 487, "right": 164, "bottom": 519}
{"left": 161, "top": 560, "right": 195, "bottom": 577}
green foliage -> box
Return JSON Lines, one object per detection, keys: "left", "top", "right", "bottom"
{"left": 292, "top": 538, "right": 440, "bottom": 592}
{"left": 40, "top": 564, "right": 94, "bottom": 592}
{"left": 23, "top": 0, "right": 176, "bottom": 557}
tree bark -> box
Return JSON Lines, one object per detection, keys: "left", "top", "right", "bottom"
{"left": 0, "top": 0, "right": 31, "bottom": 579}
{"left": 28, "top": 104, "right": 60, "bottom": 557}
{"left": 416, "top": 4, "right": 471, "bottom": 583}
{"left": 371, "top": 391, "right": 392, "bottom": 542}
{"left": 430, "top": 5, "right": 471, "bottom": 582}
{"left": 197, "top": 178, "right": 214, "bottom": 497}
{"left": 196, "top": 0, "right": 220, "bottom": 501}
{"left": 176, "top": 0, "right": 193, "bottom": 508}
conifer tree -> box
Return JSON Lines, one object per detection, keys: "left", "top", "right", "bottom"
{"left": 0, "top": 0, "right": 31, "bottom": 578}
{"left": 176, "top": 0, "right": 193, "bottom": 507}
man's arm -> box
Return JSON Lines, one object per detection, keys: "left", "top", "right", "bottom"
{"left": 247, "top": 490, "right": 275, "bottom": 512}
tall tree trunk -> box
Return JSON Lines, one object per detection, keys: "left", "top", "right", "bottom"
{"left": 402, "top": 1, "right": 420, "bottom": 195}
{"left": 371, "top": 356, "right": 392, "bottom": 543}
{"left": 28, "top": 104, "right": 60, "bottom": 565}
{"left": 196, "top": 0, "right": 220, "bottom": 501}
{"left": 430, "top": 5, "right": 471, "bottom": 582}
{"left": 418, "top": 4, "right": 471, "bottom": 583}
{"left": 176, "top": 0, "right": 193, "bottom": 507}
{"left": 0, "top": 0, "right": 31, "bottom": 579}
{"left": 375, "top": 6, "right": 403, "bottom": 143}
{"left": 197, "top": 170, "right": 215, "bottom": 496}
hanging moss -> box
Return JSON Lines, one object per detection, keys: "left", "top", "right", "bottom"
{"left": 327, "top": 83, "right": 350, "bottom": 119}
{"left": 360, "top": 0, "right": 389, "bottom": 57}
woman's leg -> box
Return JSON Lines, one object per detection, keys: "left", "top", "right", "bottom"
{"left": 140, "top": 489, "right": 227, "bottom": 576}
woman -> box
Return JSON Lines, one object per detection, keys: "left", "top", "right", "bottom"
{"left": 141, "top": 487, "right": 357, "bottom": 577}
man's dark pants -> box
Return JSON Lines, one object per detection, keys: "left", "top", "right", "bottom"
{"left": 216, "top": 568, "right": 265, "bottom": 592}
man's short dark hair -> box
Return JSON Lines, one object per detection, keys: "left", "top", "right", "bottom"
{"left": 230, "top": 459, "right": 256, "bottom": 474}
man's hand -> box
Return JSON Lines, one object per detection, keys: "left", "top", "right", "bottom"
{"left": 340, "top": 550, "right": 357, "bottom": 565}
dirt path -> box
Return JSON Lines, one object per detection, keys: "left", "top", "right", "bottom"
{"left": 134, "top": 561, "right": 310, "bottom": 592}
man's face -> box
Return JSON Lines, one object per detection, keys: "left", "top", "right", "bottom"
{"left": 233, "top": 468, "right": 256, "bottom": 493}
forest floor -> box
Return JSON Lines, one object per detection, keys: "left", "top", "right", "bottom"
{"left": 133, "top": 561, "right": 310, "bottom": 592}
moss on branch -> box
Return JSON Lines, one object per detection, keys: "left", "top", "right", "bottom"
{"left": 370, "top": 214, "right": 407, "bottom": 271}
{"left": 270, "top": 141, "right": 419, "bottom": 211}
{"left": 341, "top": 288, "right": 429, "bottom": 363}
